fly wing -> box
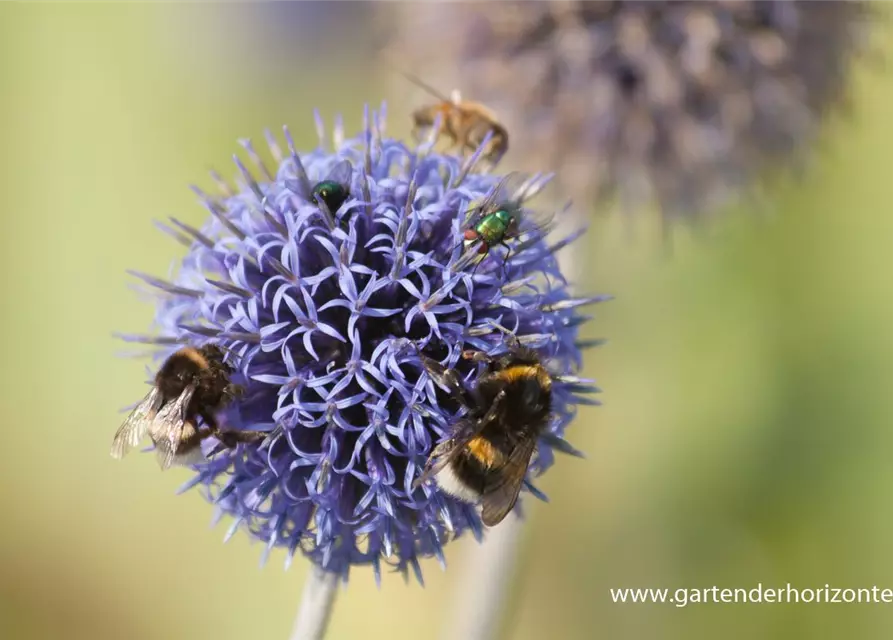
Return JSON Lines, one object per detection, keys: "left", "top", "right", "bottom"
{"left": 509, "top": 206, "right": 555, "bottom": 245}
{"left": 489, "top": 172, "right": 531, "bottom": 209}
{"left": 465, "top": 172, "right": 529, "bottom": 225}
{"left": 326, "top": 159, "right": 353, "bottom": 189}
{"left": 110, "top": 386, "right": 163, "bottom": 460}
{"left": 480, "top": 436, "right": 537, "bottom": 526}
{"left": 148, "top": 384, "right": 196, "bottom": 470}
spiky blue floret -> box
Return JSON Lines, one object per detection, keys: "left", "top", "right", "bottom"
{"left": 122, "top": 105, "right": 605, "bottom": 583}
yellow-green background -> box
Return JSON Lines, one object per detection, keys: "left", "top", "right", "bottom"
{"left": 3, "top": 4, "right": 893, "bottom": 639}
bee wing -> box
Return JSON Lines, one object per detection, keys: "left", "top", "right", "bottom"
{"left": 168, "top": 422, "right": 208, "bottom": 467}
{"left": 413, "top": 419, "right": 483, "bottom": 490}
{"left": 110, "top": 386, "right": 164, "bottom": 460}
{"left": 148, "top": 384, "right": 196, "bottom": 470}
{"left": 480, "top": 436, "right": 537, "bottom": 526}
{"left": 326, "top": 159, "right": 353, "bottom": 188}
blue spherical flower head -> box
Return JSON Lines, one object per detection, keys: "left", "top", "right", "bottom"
{"left": 122, "top": 105, "right": 605, "bottom": 583}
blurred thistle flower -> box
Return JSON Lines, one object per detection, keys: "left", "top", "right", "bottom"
{"left": 382, "top": 0, "right": 876, "bottom": 220}
{"left": 167, "top": 3, "right": 381, "bottom": 97}
{"left": 120, "top": 105, "right": 604, "bottom": 582}
{"left": 234, "top": 1, "right": 380, "bottom": 61}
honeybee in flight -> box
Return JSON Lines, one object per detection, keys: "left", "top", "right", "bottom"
{"left": 110, "top": 344, "right": 267, "bottom": 469}
{"left": 404, "top": 71, "right": 508, "bottom": 167}
{"left": 413, "top": 334, "right": 556, "bottom": 526}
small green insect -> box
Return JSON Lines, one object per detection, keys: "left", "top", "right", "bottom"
{"left": 462, "top": 173, "right": 551, "bottom": 271}
{"left": 311, "top": 160, "right": 353, "bottom": 219}
{"left": 464, "top": 206, "right": 518, "bottom": 255}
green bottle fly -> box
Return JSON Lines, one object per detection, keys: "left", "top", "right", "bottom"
{"left": 311, "top": 160, "right": 353, "bottom": 224}
{"left": 312, "top": 180, "right": 349, "bottom": 215}
{"left": 464, "top": 208, "right": 517, "bottom": 254}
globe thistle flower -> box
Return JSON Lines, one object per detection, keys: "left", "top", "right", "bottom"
{"left": 119, "top": 105, "right": 603, "bottom": 582}
{"left": 382, "top": 1, "right": 875, "bottom": 220}
{"left": 234, "top": 1, "right": 380, "bottom": 61}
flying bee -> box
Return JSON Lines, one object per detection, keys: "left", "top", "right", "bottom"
{"left": 110, "top": 344, "right": 268, "bottom": 470}
{"left": 404, "top": 71, "right": 508, "bottom": 167}
{"left": 412, "top": 336, "right": 555, "bottom": 526}
{"left": 311, "top": 160, "right": 353, "bottom": 225}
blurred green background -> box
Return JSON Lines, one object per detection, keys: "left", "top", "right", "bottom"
{"left": 3, "top": 4, "right": 893, "bottom": 639}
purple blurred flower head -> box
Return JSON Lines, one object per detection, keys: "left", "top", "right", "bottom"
{"left": 382, "top": 1, "right": 875, "bottom": 221}
{"left": 121, "top": 105, "right": 604, "bottom": 582}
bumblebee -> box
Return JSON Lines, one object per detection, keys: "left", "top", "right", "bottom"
{"left": 404, "top": 71, "right": 508, "bottom": 167}
{"left": 413, "top": 338, "right": 554, "bottom": 526}
{"left": 110, "top": 344, "right": 267, "bottom": 469}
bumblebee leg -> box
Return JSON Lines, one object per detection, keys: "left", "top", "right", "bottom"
{"left": 462, "top": 349, "right": 494, "bottom": 365}
{"left": 419, "top": 354, "right": 475, "bottom": 411}
{"left": 477, "top": 389, "right": 507, "bottom": 427}
{"left": 197, "top": 408, "right": 267, "bottom": 450}
{"left": 462, "top": 346, "right": 520, "bottom": 375}
{"left": 223, "top": 383, "right": 245, "bottom": 405}
{"left": 213, "top": 428, "right": 269, "bottom": 449}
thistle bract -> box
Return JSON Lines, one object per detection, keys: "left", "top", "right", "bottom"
{"left": 122, "top": 106, "right": 603, "bottom": 582}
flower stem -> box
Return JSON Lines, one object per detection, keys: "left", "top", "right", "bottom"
{"left": 440, "top": 513, "right": 526, "bottom": 640}
{"left": 290, "top": 567, "right": 339, "bottom": 640}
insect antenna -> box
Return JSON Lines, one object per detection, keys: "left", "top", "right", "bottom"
{"left": 482, "top": 320, "right": 522, "bottom": 351}
{"left": 397, "top": 68, "right": 454, "bottom": 104}
{"left": 211, "top": 342, "right": 248, "bottom": 369}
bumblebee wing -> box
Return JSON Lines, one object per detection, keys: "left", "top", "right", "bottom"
{"left": 110, "top": 386, "right": 163, "bottom": 459}
{"left": 480, "top": 436, "right": 537, "bottom": 526}
{"left": 326, "top": 159, "right": 353, "bottom": 188}
{"left": 413, "top": 419, "right": 483, "bottom": 489}
{"left": 169, "top": 421, "right": 207, "bottom": 467}
{"left": 148, "top": 384, "right": 196, "bottom": 470}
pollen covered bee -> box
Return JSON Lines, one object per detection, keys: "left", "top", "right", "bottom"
{"left": 413, "top": 336, "right": 556, "bottom": 526}
{"left": 404, "top": 71, "right": 508, "bottom": 167}
{"left": 110, "top": 344, "right": 267, "bottom": 469}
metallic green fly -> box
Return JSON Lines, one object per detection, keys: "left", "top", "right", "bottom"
{"left": 311, "top": 160, "right": 353, "bottom": 223}
{"left": 461, "top": 172, "right": 553, "bottom": 273}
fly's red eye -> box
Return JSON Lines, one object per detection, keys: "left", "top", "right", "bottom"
{"left": 464, "top": 229, "right": 477, "bottom": 241}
